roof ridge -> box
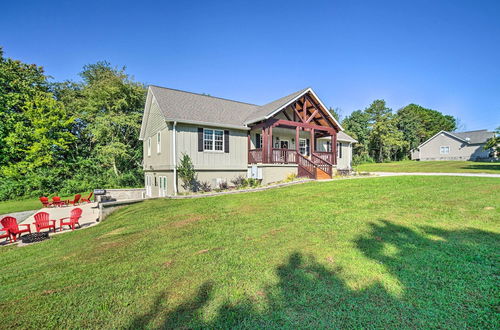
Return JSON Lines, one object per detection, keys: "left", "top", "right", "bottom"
{"left": 149, "top": 85, "right": 259, "bottom": 106}
{"left": 453, "top": 129, "right": 489, "bottom": 133}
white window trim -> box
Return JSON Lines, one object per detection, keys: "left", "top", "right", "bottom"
{"left": 299, "top": 138, "right": 310, "bottom": 156}
{"left": 157, "top": 131, "right": 161, "bottom": 154}
{"left": 147, "top": 137, "right": 151, "bottom": 157}
{"left": 203, "top": 128, "right": 225, "bottom": 152}
{"left": 440, "top": 146, "right": 450, "bottom": 154}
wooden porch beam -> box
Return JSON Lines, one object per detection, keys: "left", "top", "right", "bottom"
{"left": 306, "top": 109, "right": 318, "bottom": 123}
{"left": 304, "top": 93, "right": 336, "bottom": 129}
{"left": 271, "top": 119, "right": 336, "bottom": 134}
{"left": 291, "top": 103, "right": 305, "bottom": 123}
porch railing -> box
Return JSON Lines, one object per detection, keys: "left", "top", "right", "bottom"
{"left": 297, "top": 154, "right": 316, "bottom": 179}
{"left": 248, "top": 149, "right": 262, "bottom": 163}
{"left": 311, "top": 153, "right": 332, "bottom": 177}
{"left": 313, "top": 151, "right": 336, "bottom": 165}
{"left": 271, "top": 149, "right": 297, "bottom": 164}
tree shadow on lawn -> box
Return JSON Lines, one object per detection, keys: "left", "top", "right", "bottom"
{"left": 129, "top": 221, "right": 499, "bottom": 328}
{"left": 462, "top": 163, "right": 500, "bottom": 172}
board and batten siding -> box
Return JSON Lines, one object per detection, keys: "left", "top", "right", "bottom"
{"left": 143, "top": 95, "right": 171, "bottom": 169}
{"left": 175, "top": 124, "right": 248, "bottom": 170}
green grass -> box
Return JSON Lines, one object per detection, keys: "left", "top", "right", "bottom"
{"left": 1, "top": 177, "right": 499, "bottom": 328}
{"left": 0, "top": 192, "right": 90, "bottom": 215}
{"left": 356, "top": 160, "right": 500, "bottom": 174}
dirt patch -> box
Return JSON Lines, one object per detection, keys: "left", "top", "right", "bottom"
{"left": 326, "top": 256, "right": 334, "bottom": 263}
{"left": 261, "top": 228, "right": 285, "bottom": 239}
{"left": 99, "top": 227, "right": 126, "bottom": 238}
{"left": 170, "top": 214, "right": 205, "bottom": 228}
{"left": 194, "top": 247, "right": 223, "bottom": 255}
{"left": 42, "top": 284, "right": 83, "bottom": 296}
{"left": 163, "top": 260, "right": 174, "bottom": 268}
{"left": 484, "top": 206, "right": 494, "bottom": 210}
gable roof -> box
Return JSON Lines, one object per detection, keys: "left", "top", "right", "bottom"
{"left": 414, "top": 129, "right": 494, "bottom": 150}
{"left": 452, "top": 129, "right": 495, "bottom": 144}
{"left": 337, "top": 131, "right": 358, "bottom": 143}
{"left": 140, "top": 85, "right": 343, "bottom": 139}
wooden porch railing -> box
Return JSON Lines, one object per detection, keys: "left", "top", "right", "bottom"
{"left": 297, "top": 154, "right": 316, "bottom": 179}
{"left": 311, "top": 153, "right": 332, "bottom": 177}
{"left": 248, "top": 149, "right": 262, "bottom": 164}
{"left": 313, "top": 151, "right": 336, "bottom": 165}
{"left": 271, "top": 149, "right": 297, "bottom": 164}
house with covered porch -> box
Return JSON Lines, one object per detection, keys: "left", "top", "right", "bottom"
{"left": 140, "top": 86, "right": 357, "bottom": 197}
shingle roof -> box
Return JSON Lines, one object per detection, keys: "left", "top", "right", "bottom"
{"left": 337, "top": 131, "right": 357, "bottom": 143}
{"left": 150, "top": 86, "right": 259, "bottom": 128}
{"left": 148, "top": 85, "right": 340, "bottom": 130}
{"left": 243, "top": 87, "right": 310, "bottom": 124}
{"left": 452, "top": 129, "right": 495, "bottom": 144}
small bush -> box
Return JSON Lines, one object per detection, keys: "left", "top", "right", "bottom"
{"left": 353, "top": 154, "right": 375, "bottom": 166}
{"left": 199, "top": 181, "right": 212, "bottom": 192}
{"left": 284, "top": 173, "right": 297, "bottom": 182}
{"left": 219, "top": 181, "right": 229, "bottom": 190}
{"left": 245, "top": 178, "right": 260, "bottom": 188}
{"left": 231, "top": 175, "right": 247, "bottom": 188}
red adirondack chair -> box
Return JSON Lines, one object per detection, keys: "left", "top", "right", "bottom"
{"left": 81, "top": 192, "right": 93, "bottom": 204}
{"left": 0, "top": 216, "right": 31, "bottom": 242}
{"left": 0, "top": 229, "right": 11, "bottom": 243}
{"left": 59, "top": 208, "right": 83, "bottom": 231}
{"left": 52, "top": 196, "right": 65, "bottom": 207}
{"left": 33, "top": 212, "right": 57, "bottom": 233}
{"left": 39, "top": 196, "right": 52, "bottom": 208}
{"left": 65, "top": 194, "right": 81, "bottom": 206}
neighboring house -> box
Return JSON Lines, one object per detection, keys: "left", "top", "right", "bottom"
{"left": 139, "top": 86, "right": 357, "bottom": 197}
{"left": 411, "top": 129, "right": 495, "bottom": 161}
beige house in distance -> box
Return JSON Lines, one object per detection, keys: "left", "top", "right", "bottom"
{"left": 411, "top": 129, "right": 495, "bottom": 161}
{"left": 139, "top": 86, "right": 357, "bottom": 197}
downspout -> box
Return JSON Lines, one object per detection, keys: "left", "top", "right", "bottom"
{"left": 172, "top": 121, "right": 178, "bottom": 196}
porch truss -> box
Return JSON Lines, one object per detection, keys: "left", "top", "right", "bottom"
{"left": 248, "top": 93, "right": 339, "bottom": 179}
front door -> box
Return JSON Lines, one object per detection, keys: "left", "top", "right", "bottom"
{"left": 299, "top": 138, "right": 310, "bottom": 156}
{"left": 158, "top": 176, "right": 167, "bottom": 197}
{"left": 280, "top": 140, "right": 289, "bottom": 149}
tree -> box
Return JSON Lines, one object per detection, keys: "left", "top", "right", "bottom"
{"left": 176, "top": 153, "right": 198, "bottom": 191}
{"left": 365, "top": 100, "right": 407, "bottom": 162}
{"left": 341, "top": 110, "right": 371, "bottom": 157}
{"left": 484, "top": 127, "right": 500, "bottom": 157}
{"left": 396, "top": 104, "right": 457, "bottom": 157}
{"left": 328, "top": 107, "right": 342, "bottom": 122}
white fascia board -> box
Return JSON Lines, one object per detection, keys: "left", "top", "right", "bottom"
{"left": 165, "top": 119, "right": 250, "bottom": 131}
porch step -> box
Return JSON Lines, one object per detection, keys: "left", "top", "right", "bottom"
{"left": 316, "top": 168, "right": 331, "bottom": 180}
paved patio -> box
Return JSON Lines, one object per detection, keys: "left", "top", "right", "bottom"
{"left": 2, "top": 202, "right": 100, "bottom": 246}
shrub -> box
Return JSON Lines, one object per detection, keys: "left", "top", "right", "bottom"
{"left": 231, "top": 175, "right": 247, "bottom": 188}
{"left": 353, "top": 154, "right": 375, "bottom": 166}
{"left": 284, "top": 173, "right": 297, "bottom": 182}
{"left": 219, "top": 181, "right": 229, "bottom": 190}
{"left": 199, "top": 181, "right": 212, "bottom": 192}
{"left": 176, "top": 153, "right": 198, "bottom": 191}
{"left": 245, "top": 178, "right": 260, "bottom": 188}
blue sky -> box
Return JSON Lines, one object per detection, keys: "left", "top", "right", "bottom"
{"left": 2, "top": 0, "right": 499, "bottom": 130}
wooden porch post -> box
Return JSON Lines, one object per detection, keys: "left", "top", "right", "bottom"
{"left": 269, "top": 125, "right": 273, "bottom": 163}
{"left": 262, "top": 127, "right": 267, "bottom": 163}
{"left": 332, "top": 132, "right": 337, "bottom": 165}
{"left": 295, "top": 126, "right": 299, "bottom": 154}
{"left": 310, "top": 128, "right": 315, "bottom": 156}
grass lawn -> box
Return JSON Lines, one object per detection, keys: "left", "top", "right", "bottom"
{"left": 0, "top": 192, "right": 91, "bottom": 215}
{"left": 1, "top": 176, "right": 498, "bottom": 328}
{"left": 356, "top": 160, "right": 500, "bottom": 174}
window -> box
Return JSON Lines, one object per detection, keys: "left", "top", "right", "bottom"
{"left": 157, "top": 132, "right": 161, "bottom": 154}
{"left": 280, "top": 140, "right": 289, "bottom": 149}
{"left": 147, "top": 137, "right": 151, "bottom": 156}
{"left": 203, "top": 128, "right": 224, "bottom": 151}
{"left": 440, "top": 146, "right": 450, "bottom": 154}
{"left": 299, "top": 138, "right": 310, "bottom": 156}
{"left": 326, "top": 141, "right": 332, "bottom": 152}
{"left": 337, "top": 142, "right": 342, "bottom": 158}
